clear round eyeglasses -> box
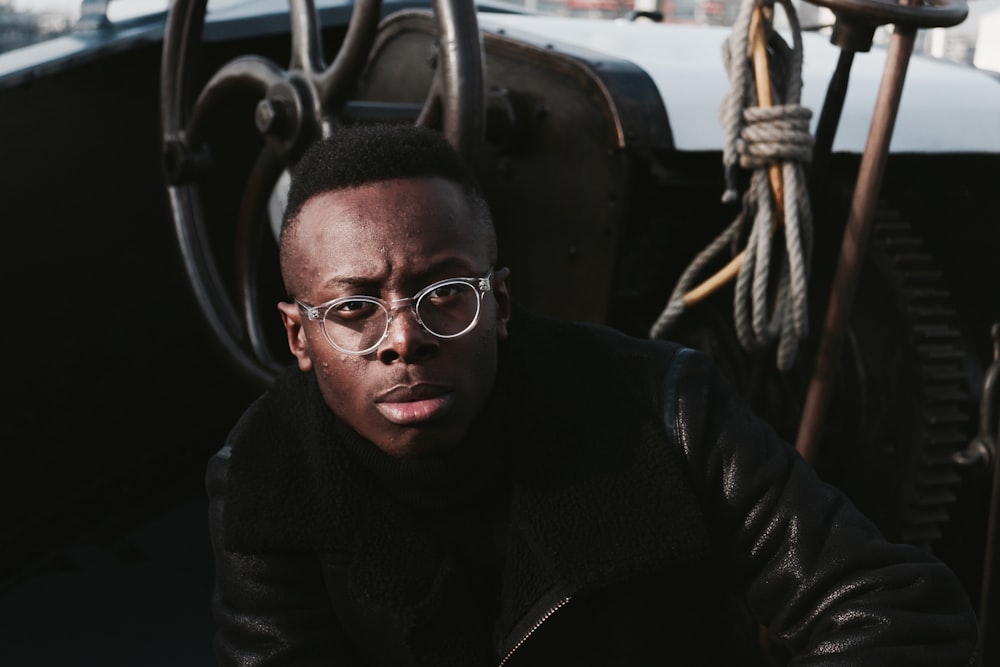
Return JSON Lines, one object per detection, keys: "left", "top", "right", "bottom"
{"left": 295, "top": 270, "right": 494, "bottom": 355}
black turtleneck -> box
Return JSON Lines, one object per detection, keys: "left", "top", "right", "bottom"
{"left": 335, "top": 376, "right": 512, "bottom": 623}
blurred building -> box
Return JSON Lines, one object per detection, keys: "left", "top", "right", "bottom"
{"left": 2, "top": 0, "right": 997, "bottom": 72}
{"left": 0, "top": 0, "right": 71, "bottom": 53}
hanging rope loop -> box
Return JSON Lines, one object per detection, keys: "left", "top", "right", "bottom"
{"left": 650, "top": 0, "right": 814, "bottom": 373}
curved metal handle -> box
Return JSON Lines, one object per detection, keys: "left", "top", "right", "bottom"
{"left": 806, "top": 0, "right": 968, "bottom": 29}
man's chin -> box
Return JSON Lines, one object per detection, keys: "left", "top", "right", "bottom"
{"left": 372, "top": 422, "right": 466, "bottom": 459}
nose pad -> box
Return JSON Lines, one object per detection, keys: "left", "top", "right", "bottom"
{"left": 376, "top": 304, "right": 438, "bottom": 363}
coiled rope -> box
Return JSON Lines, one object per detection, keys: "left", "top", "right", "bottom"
{"left": 649, "top": 0, "right": 814, "bottom": 372}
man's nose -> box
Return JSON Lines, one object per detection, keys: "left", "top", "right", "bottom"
{"left": 377, "top": 305, "right": 438, "bottom": 364}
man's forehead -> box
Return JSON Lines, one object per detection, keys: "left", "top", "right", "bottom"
{"left": 310, "top": 176, "right": 463, "bottom": 207}
{"left": 287, "top": 180, "right": 489, "bottom": 293}
{"left": 297, "top": 179, "right": 472, "bottom": 228}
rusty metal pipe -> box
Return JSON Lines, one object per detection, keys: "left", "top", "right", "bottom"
{"left": 795, "top": 24, "right": 918, "bottom": 463}
{"left": 810, "top": 48, "right": 855, "bottom": 190}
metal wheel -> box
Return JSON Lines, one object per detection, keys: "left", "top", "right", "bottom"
{"left": 818, "top": 212, "right": 973, "bottom": 546}
{"left": 160, "top": 0, "right": 485, "bottom": 388}
{"left": 806, "top": 0, "right": 967, "bottom": 29}
{"left": 666, "top": 210, "right": 972, "bottom": 548}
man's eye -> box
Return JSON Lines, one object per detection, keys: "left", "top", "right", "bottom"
{"left": 426, "top": 283, "right": 465, "bottom": 301}
{"left": 329, "top": 299, "right": 378, "bottom": 320}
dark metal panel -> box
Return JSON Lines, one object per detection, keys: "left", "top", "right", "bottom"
{"left": 357, "top": 9, "right": 673, "bottom": 323}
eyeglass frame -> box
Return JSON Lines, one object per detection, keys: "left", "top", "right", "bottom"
{"left": 295, "top": 269, "right": 495, "bottom": 356}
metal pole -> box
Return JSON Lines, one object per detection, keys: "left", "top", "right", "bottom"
{"left": 795, "top": 24, "right": 918, "bottom": 463}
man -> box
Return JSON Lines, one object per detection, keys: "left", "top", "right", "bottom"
{"left": 208, "top": 122, "right": 978, "bottom": 665}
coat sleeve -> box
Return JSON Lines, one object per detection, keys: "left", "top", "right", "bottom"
{"left": 207, "top": 447, "right": 367, "bottom": 666}
{"left": 669, "top": 348, "right": 979, "bottom": 666}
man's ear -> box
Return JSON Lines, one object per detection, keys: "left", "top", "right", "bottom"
{"left": 277, "top": 301, "right": 314, "bottom": 372}
{"left": 492, "top": 267, "right": 512, "bottom": 341}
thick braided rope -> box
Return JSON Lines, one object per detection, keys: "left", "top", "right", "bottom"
{"left": 719, "top": 0, "right": 757, "bottom": 205}
{"left": 740, "top": 105, "right": 813, "bottom": 167}
{"left": 648, "top": 0, "right": 755, "bottom": 340}
{"left": 648, "top": 215, "right": 744, "bottom": 338}
{"left": 652, "top": 0, "right": 814, "bottom": 373}
{"left": 733, "top": 0, "right": 813, "bottom": 370}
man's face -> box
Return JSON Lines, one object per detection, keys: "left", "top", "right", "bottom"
{"left": 278, "top": 177, "right": 511, "bottom": 458}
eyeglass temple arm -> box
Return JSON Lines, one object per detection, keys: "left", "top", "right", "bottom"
{"left": 295, "top": 300, "right": 323, "bottom": 321}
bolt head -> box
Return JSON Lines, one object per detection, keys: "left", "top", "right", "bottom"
{"left": 255, "top": 99, "right": 286, "bottom": 135}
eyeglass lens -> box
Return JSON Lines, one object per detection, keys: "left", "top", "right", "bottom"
{"left": 323, "top": 280, "right": 481, "bottom": 352}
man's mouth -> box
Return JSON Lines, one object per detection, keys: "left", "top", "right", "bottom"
{"left": 375, "top": 385, "right": 455, "bottom": 425}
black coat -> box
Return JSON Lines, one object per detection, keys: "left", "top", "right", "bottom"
{"left": 209, "top": 310, "right": 978, "bottom": 666}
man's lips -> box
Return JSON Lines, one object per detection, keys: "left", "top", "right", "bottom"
{"left": 375, "top": 385, "right": 455, "bottom": 425}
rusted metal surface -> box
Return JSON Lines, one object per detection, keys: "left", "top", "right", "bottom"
{"left": 795, "top": 23, "right": 918, "bottom": 463}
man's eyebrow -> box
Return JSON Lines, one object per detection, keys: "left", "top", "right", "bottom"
{"left": 317, "top": 275, "right": 381, "bottom": 293}
{"left": 420, "top": 258, "right": 482, "bottom": 279}
{"left": 315, "top": 258, "right": 481, "bottom": 294}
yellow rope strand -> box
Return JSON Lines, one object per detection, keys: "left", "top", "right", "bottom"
{"left": 681, "top": 2, "right": 783, "bottom": 306}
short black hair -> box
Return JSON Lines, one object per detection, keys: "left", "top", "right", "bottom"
{"left": 283, "top": 123, "right": 489, "bottom": 232}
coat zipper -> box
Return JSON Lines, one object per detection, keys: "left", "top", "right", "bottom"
{"left": 498, "top": 596, "right": 572, "bottom": 667}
